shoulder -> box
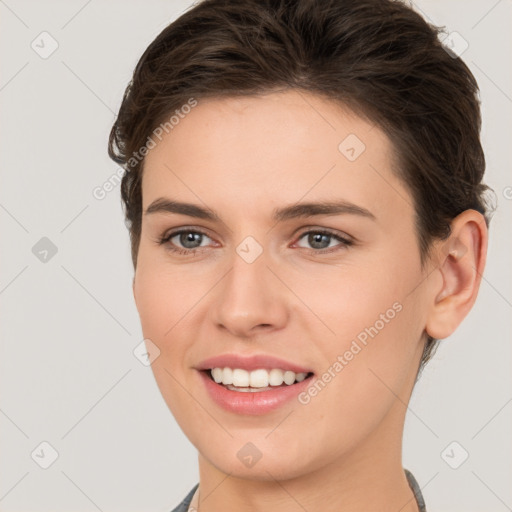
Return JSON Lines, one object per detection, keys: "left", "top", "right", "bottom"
{"left": 169, "top": 484, "right": 199, "bottom": 512}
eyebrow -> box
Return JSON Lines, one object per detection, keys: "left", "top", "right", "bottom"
{"left": 144, "top": 197, "right": 376, "bottom": 223}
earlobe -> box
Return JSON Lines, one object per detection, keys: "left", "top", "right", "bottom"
{"left": 425, "top": 210, "right": 488, "bottom": 340}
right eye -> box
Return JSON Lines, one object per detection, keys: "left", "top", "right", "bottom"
{"left": 158, "top": 229, "right": 215, "bottom": 255}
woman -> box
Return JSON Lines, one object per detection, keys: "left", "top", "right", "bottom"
{"left": 108, "top": 0, "right": 491, "bottom": 510}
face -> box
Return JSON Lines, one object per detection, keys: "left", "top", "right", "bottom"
{"left": 133, "top": 90, "right": 432, "bottom": 481}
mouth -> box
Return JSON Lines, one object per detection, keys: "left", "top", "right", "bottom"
{"left": 195, "top": 353, "right": 315, "bottom": 414}
{"left": 201, "top": 367, "right": 315, "bottom": 392}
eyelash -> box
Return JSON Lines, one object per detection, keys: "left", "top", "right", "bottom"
{"left": 156, "top": 228, "right": 353, "bottom": 256}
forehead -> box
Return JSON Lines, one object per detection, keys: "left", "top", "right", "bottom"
{"left": 141, "top": 90, "right": 412, "bottom": 224}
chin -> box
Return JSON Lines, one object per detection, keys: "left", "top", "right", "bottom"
{"left": 196, "top": 438, "right": 322, "bottom": 482}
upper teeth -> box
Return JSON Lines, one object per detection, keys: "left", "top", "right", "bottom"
{"left": 210, "top": 367, "right": 308, "bottom": 388}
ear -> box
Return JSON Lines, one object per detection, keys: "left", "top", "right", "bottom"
{"left": 425, "top": 210, "right": 488, "bottom": 340}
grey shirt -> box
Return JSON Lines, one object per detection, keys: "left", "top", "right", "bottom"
{"left": 170, "top": 468, "right": 426, "bottom": 512}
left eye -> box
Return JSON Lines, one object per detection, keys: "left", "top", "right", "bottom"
{"left": 295, "top": 230, "right": 351, "bottom": 251}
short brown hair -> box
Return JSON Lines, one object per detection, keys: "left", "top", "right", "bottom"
{"left": 108, "top": 0, "right": 492, "bottom": 373}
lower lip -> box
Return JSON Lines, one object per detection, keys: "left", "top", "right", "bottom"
{"left": 198, "top": 370, "right": 313, "bottom": 415}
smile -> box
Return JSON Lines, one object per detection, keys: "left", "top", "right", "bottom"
{"left": 209, "top": 367, "right": 311, "bottom": 391}
{"left": 198, "top": 368, "right": 315, "bottom": 414}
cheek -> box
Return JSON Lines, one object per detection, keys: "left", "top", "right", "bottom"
{"left": 132, "top": 262, "right": 203, "bottom": 425}
{"left": 298, "top": 258, "right": 407, "bottom": 347}
{"left": 290, "top": 300, "right": 420, "bottom": 466}
{"left": 134, "top": 253, "right": 210, "bottom": 341}
{"left": 304, "top": 252, "right": 423, "bottom": 403}
{"left": 133, "top": 269, "right": 174, "bottom": 342}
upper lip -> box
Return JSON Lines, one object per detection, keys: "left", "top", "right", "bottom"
{"left": 196, "top": 354, "right": 313, "bottom": 374}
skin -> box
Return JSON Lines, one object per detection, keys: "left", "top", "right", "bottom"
{"left": 132, "top": 90, "right": 487, "bottom": 512}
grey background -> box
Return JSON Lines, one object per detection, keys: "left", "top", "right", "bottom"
{"left": 0, "top": 0, "right": 510, "bottom": 511}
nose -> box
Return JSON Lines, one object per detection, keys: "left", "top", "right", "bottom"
{"left": 211, "top": 248, "right": 289, "bottom": 338}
